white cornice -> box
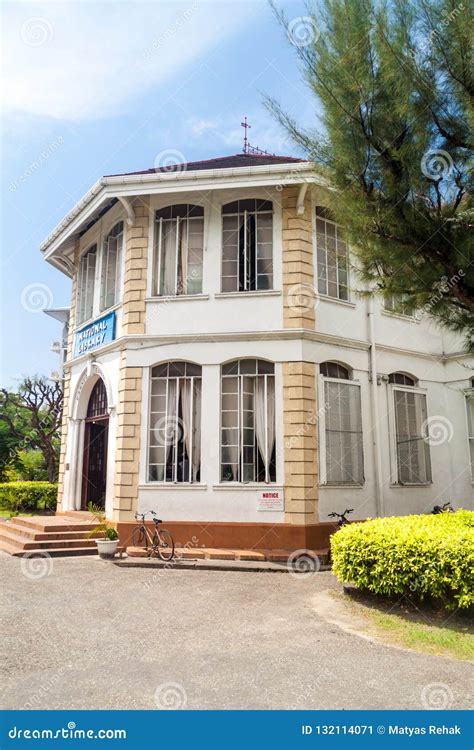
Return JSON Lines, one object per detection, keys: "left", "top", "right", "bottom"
{"left": 40, "top": 162, "right": 321, "bottom": 262}
{"left": 63, "top": 327, "right": 459, "bottom": 371}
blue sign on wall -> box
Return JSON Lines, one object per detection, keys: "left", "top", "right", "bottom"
{"left": 74, "top": 311, "right": 116, "bottom": 358}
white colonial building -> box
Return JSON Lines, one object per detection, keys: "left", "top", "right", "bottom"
{"left": 40, "top": 153, "right": 473, "bottom": 550}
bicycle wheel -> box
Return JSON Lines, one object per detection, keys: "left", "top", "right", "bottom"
{"left": 155, "top": 529, "right": 175, "bottom": 562}
{"left": 130, "top": 526, "right": 147, "bottom": 550}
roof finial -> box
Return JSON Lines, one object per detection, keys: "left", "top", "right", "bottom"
{"left": 241, "top": 116, "right": 251, "bottom": 154}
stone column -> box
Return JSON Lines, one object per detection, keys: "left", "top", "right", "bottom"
{"left": 122, "top": 196, "right": 150, "bottom": 335}
{"left": 282, "top": 362, "right": 318, "bottom": 524}
{"left": 281, "top": 186, "right": 318, "bottom": 524}
{"left": 112, "top": 196, "right": 150, "bottom": 520}
{"left": 56, "top": 239, "right": 80, "bottom": 512}
{"left": 112, "top": 352, "right": 143, "bottom": 519}
{"left": 282, "top": 186, "right": 315, "bottom": 329}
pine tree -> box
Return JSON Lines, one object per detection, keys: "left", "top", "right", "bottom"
{"left": 267, "top": 0, "right": 473, "bottom": 348}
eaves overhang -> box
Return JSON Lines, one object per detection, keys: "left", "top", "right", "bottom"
{"left": 40, "top": 161, "right": 325, "bottom": 269}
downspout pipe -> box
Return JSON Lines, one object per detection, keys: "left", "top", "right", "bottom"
{"left": 368, "top": 295, "right": 384, "bottom": 517}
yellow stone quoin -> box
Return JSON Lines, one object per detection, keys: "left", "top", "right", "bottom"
{"left": 281, "top": 187, "right": 318, "bottom": 524}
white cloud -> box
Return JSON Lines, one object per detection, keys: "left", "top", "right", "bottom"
{"left": 2, "top": 1, "right": 259, "bottom": 121}
{"left": 186, "top": 113, "right": 296, "bottom": 155}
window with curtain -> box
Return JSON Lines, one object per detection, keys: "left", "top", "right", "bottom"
{"left": 467, "top": 394, "right": 474, "bottom": 481}
{"left": 154, "top": 205, "right": 204, "bottom": 296}
{"left": 221, "top": 359, "right": 276, "bottom": 483}
{"left": 221, "top": 199, "right": 273, "bottom": 292}
{"left": 389, "top": 373, "right": 432, "bottom": 484}
{"left": 148, "top": 361, "right": 202, "bottom": 482}
{"left": 315, "top": 206, "right": 349, "bottom": 301}
{"left": 76, "top": 245, "right": 97, "bottom": 324}
{"left": 321, "top": 361, "right": 364, "bottom": 484}
{"left": 100, "top": 222, "right": 123, "bottom": 311}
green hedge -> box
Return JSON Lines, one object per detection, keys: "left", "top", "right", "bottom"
{"left": 0, "top": 481, "right": 58, "bottom": 514}
{"left": 331, "top": 510, "right": 474, "bottom": 610}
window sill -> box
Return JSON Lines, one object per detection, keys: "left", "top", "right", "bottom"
{"left": 215, "top": 290, "right": 281, "bottom": 299}
{"left": 382, "top": 310, "right": 418, "bottom": 323}
{"left": 140, "top": 483, "right": 208, "bottom": 490}
{"left": 320, "top": 483, "right": 364, "bottom": 489}
{"left": 390, "top": 483, "right": 432, "bottom": 488}
{"left": 212, "top": 483, "right": 282, "bottom": 491}
{"left": 316, "top": 294, "right": 356, "bottom": 308}
{"left": 145, "top": 294, "right": 209, "bottom": 303}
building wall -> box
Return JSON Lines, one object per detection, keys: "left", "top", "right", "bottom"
{"left": 56, "top": 182, "right": 474, "bottom": 533}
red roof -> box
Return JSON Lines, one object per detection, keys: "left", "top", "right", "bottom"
{"left": 105, "top": 153, "right": 307, "bottom": 177}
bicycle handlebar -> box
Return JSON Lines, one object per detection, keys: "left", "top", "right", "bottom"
{"left": 329, "top": 508, "right": 354, "bottom": 519}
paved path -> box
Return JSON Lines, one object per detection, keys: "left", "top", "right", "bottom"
{"left": 0, "top": 553, "right": 471, "bottom": 710}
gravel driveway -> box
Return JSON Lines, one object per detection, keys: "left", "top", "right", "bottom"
{"left": 0, "top": 553, "right": 471, "bottom": 710}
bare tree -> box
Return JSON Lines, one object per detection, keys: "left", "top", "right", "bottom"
{"left": 0, "top": 377, "right": 63, "bottom": 482}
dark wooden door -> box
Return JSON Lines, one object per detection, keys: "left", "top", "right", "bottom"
{"left": 82, "top": 419, "right": 108, "bottom": 508}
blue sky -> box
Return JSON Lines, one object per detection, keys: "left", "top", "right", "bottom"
{"left": 1, "top": 0, "right": 316, "bottom": 387}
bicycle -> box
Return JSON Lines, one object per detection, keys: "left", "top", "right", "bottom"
{"left": 431, "top": 501, "right": 454, "bottom": 514}
{"left": 328, "top": 508, "right": 354, "bottom": 526}
{"left": 326, "top": 508, "right": 354, "bottom": 567}
{"left": 131, "top": 511, "right": 175, "bottom": 561}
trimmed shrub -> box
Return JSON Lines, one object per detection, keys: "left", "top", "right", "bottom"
{"left": 331, "top": 511, "right": 474, "bottom": 610}
{"left": 0, "top": 481, "right": 58, "bottom": 514}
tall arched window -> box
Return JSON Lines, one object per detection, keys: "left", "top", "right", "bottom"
{"left": 221, "top": 199, "right": 273, "bottom": 292}
{"left": 388, "top": 372, "right": 416, "bottom": 387}
{"left": 388, "top": 372, "right": 431, "bottom": 485}
{"left": 319, "top": 361, "right": 364, "bottom": 485}
{"left": 76, "top": 244, "right": 97, "bottom": 324}
{"left": 148, "top": 362, "right": 202, "bottom": 482}
{"left": 100, "top": 221, "right": 124, "bottom": 311}
{"left": 315, "top": 206, "right": 349, "bottom": 301}
{"left": 221, "top": 359, "right": 276, "bottom": 483}
{"left": 154, "top": 205, "right": 204, "bottom": 296}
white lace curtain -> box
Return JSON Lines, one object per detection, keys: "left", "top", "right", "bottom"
{"left": 180, "top": 379, "right": 201, "bottom": 481}
{"left": 255, "top": 376, "right": 275, "bottom": 483}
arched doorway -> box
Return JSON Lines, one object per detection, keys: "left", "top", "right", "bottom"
{"left": 81, "top": 378, "right": 109, "bottom": 509}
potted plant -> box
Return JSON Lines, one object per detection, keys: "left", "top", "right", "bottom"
{"left": 87, "top": 503, "right": 119, "bottom": 559}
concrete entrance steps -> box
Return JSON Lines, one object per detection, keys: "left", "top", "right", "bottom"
{"left": 126, "top": 545, "right": 330, "bottom": 565}
{"left": 0, "top": 515, "right": 101, "bottom": 557}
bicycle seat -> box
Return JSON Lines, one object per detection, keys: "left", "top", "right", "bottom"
{"left": 153, "top": 518, "right": 163, "bottom": 524}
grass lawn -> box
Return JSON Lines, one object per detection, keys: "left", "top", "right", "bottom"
{"left": 370, "top": 609, "right": 474, "bottom": 661}
{"left": 316, "top": 589, "right": 474, "bottom": 662}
